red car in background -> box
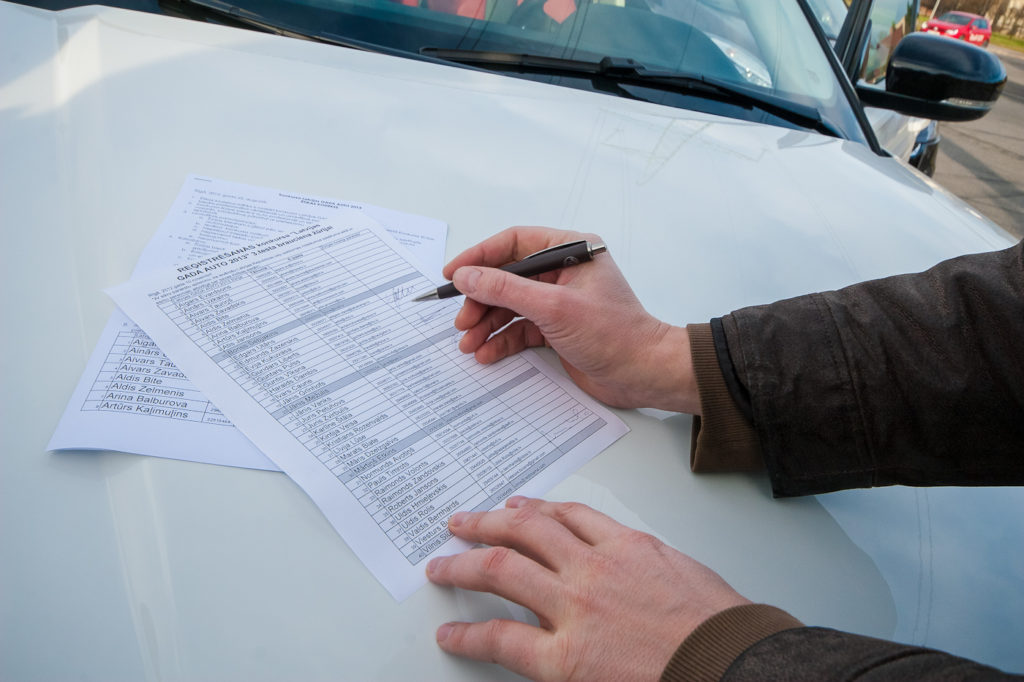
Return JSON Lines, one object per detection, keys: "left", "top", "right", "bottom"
{"left": 921, "top": 11, "right": 992, "bottom": 47}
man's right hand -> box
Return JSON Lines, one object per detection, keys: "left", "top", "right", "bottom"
{"left": 443, "top": 227, "right": 699, "bottom": 414}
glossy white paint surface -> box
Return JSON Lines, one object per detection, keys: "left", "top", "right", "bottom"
{"left": 1, "top": 3, "right": 1021, "bottom": 679}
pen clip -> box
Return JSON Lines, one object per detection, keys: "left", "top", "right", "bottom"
{"left": 522, "top": 240, "right": 588, "bottom": 260}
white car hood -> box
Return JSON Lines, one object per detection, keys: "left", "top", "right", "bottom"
{"left": 2, "top": 3, "right": 1020, "bottom": 680}
{"left": 3, "top": 2, "right": 1011, "bottom": 325}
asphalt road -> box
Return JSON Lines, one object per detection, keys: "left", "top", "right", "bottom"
{"left": 932, "top": 45, "right": 1024, "bottom": 240}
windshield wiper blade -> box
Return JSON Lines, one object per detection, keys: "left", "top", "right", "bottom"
{"left": 420, "top": 48, "right": 840, "bottom": 138}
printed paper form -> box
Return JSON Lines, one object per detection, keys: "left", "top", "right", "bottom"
{"left": 109, "top": 219, "right": 629, "bottom": 600}
{"left": 48, "top": 176, "right": 447, "bottom": 470}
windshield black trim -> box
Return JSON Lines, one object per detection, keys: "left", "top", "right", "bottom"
{"left": 797, "top": 0, "right": 883, "bottom": 154}
{"left": 168, "top": 0, "right": 460, "bottom": 67}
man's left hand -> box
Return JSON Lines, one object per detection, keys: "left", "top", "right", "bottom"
{"left": 427, "top": 496, "right": 749, "bottom": 681}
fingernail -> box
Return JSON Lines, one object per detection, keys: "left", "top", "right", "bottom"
{"left": 449, "top": 511, "right": 468, "bottom": 528}
{"left": 507, "top": 496, "right": 527, "bottom": 508}
{"left": 426, "top": 557, "right": 444, "bottom": 576}
{"left": 437, "top": 623, "right": 454, "bottom": 643}
{"left": 453, "top": 267, "right": 481, "bottom": 294}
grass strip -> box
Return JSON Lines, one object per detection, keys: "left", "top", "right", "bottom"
{"left": 991, "top": 33, "right": 1024, "bottom": 52}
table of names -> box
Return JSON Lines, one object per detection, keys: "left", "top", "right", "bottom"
{"left": 155, "top": 226, "right": 610, "bottom": 565}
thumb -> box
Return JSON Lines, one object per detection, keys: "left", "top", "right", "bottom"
{"left": 453, "top": 266, "right": 562, "bottom": 327}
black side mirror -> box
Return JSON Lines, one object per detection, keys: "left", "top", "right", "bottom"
{"left": 855, "top": 32, "right": 1006, "bottom": 121}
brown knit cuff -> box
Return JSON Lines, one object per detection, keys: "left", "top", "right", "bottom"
{"left": 661, "top": 604, "right": 804, "bottom": 682}
{"left": 686, "top": 323, "right": 764, "bottom": 472}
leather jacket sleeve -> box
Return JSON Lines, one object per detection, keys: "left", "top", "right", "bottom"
{"left": 718, "top": 240, "right": 1024, "bottom": 497}
{"left": 670, "top": 242, "right": 1024, "bottom": 681}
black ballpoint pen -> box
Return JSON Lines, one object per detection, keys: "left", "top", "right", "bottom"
{"left": 411, "top": 240, "right": 608, "bottom": 301}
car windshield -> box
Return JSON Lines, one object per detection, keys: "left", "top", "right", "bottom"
{"left": 937, "top": 12, "right": 974, "bottom": 25}
{"left": 178, "top": 0, "right": 866, "bottom": 142}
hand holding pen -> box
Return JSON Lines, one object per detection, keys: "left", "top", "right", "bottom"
{"left": 412, "top": 240, "right": 607, "bottom": 301}
{"left": 426, "top": 230, "right": 714, "bottom": 680}
{"left": 434, "top": 227, "right": 699, "bottom": 415}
